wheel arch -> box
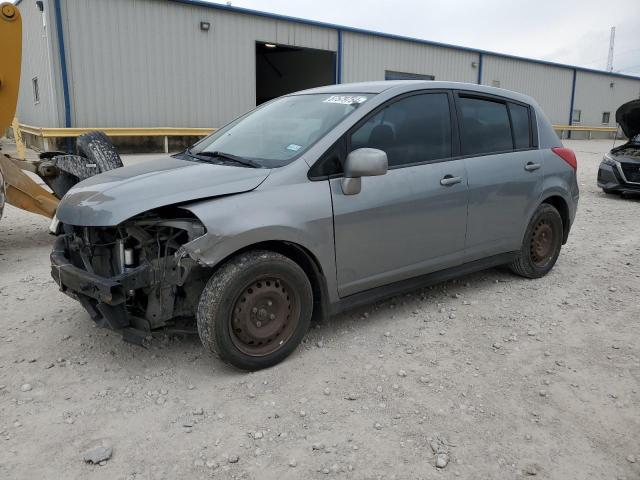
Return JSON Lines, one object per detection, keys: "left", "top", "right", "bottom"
{"left": 206, "top": 240, "right": 330, "bottom": 325}
{"left": 541, "top": 194, "right": 570, "bottom": 244}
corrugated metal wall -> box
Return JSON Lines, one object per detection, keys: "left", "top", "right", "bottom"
{"left": 58, "top": 0, "right": 337, "bottom": 128}
{"left": 16, "top": 0, "right": 640, "bottom": 130}
{"left": 341, "top": 32, "right": 478, "bottom": 84}
{"left": 574, "top": 72, "right": 640, "bottom": 127}
{"left": 481, "top": 55, "right": 574, "bottom": 124}
{"left": 16, "top": 0, "right": 59, "bottom": 127}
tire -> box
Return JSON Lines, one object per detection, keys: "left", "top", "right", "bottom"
{"left": 602, "top": 188, "right": 618, "bottom": 195}
{"left": 76, "top": 131, "right": 123, "bottom": 173}
{"left": 197, "top": 250, "right": 313, "bottom": 370}
{"left": 509, "top": 204, "right": 563, "bottom": 279}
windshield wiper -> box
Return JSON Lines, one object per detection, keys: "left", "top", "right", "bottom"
{"left": 191, "top": 150, "right": 261, "bottom": 168}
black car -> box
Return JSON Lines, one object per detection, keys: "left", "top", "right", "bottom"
{"left": 598, "top": 99, "right": 640, "bottom": 195}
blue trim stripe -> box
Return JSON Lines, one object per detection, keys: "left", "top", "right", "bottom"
{"left": 53, "top": 0, "right": 71, "bottom": 128}
{"left": 336, "top": 29, "right": 342, "bottom": 84}
{"left": 567, "top": 69, "right": 577, "bottom": 139}
{"left": 170, "top": 0, "right": 639, "bottom": 81}
{"left": 568, "top": 69, "right": 577, "bottom": 124}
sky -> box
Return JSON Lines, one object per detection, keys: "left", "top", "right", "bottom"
{"left": 210, "top": 0, "right": 640, "bottom": 76}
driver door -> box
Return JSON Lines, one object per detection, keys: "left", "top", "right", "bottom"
{"left": 330, "top": 91, "right": 469, "bottom": 297}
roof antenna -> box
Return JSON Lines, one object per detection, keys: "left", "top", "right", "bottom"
{"left": 606, "top": 26, "right": 615, "bottom": 72}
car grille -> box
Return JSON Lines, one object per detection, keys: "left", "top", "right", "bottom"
{"left": 621, "top": 163, "right": 640, "bottom": 183}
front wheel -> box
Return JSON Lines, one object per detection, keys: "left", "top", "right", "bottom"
{"left": 509, "top": 204, "right": 563, "bottom": 279}
{"left": 197, "top": 250, "right": 313, "bottom": 370}
{"left": 602, "top": 188, "right": 618, "bottom": 195}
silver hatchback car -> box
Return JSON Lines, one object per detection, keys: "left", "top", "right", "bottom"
{"left": 52, "top": 81, "right": 579, "bottom": 370}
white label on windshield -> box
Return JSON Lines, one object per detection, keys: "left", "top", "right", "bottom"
{"left": 324, "top": 95, "right": 368, "bottom": 105}
{"left": 286, "top": 143, "right": 302, "bottom": 151}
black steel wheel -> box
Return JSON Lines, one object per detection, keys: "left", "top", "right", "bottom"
{"left": 229, "top": 276, "right": 301, "bottom": 356}
{"left": 510, "top": 204, "right": 563, "bottom": 279}
{"left": 197, "top": 250, "right": 313, "bottom": 370}
{"left": 530, "top": 219, "right": 555, "bottom": 268}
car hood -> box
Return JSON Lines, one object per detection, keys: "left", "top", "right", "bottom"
{"left": 56, "top": 156, "right": 270, "bottom": 226}
{"left": 616, "top": 99, "right": 640, "bottom": 139}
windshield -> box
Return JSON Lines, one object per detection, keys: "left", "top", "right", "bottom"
{"left": 189, "top": 93, "right": 371, "bottom": 168}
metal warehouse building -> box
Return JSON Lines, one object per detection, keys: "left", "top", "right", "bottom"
{"left": 15, "top": 0, "right": 640, "bottom": 137}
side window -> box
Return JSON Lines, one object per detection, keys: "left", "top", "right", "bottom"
{"left": 458, "top": 96, "right": 512, "bottom": 155}
{"left": 32, "top": 77, "right": 40, "bottom": 104}
{"left": 572, "top": 109, "right": 581, "bottom": 123}
{"left": 349, "top": 93, "right": 452, "bottom": 168}
{"left": 508, "top": 102, "right": 531, "bottom": 149}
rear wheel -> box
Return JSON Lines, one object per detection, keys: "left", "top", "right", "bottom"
{"left": 197, "top": 250, "right": 313, "bottom": 370}
{"left": 602, "top": 188, "right": 618, "bottom": 195}
{"left": 509, "top": 204, "right": 563, "bottom": 279}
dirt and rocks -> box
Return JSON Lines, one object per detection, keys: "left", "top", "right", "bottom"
{"left": 0, "top": 139, "right": 638, "bottom": 479}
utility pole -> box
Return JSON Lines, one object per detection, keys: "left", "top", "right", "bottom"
{"left": 606, "top": 26, "right": 615, "bottom": 72}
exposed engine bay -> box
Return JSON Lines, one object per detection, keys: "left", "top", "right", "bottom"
{"left": 51, "top": 208, "right": 208, "bottom": 344}
{"left": 598, "top": 99, "right": 640, "bottom": 194}
{"left": 608, "top": 137, "right": 640, "bottom": 184}
{"left": 610, "top": 140, "right": 640, "bottom": 159}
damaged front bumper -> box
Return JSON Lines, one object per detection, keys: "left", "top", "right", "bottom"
{"left": 50, "top": 216, "right": 206, "bottom": 345}
{"left": 51, "top": 236, "right": 154, "bottom": 344}
{"left": 51, "top": 236, "right": 152, "bottom": 306}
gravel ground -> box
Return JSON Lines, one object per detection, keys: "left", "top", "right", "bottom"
{"left": 0, "top": 139, "right": 638, "bottom": 480}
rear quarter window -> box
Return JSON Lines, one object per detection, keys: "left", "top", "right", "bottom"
{"left": 508, "top": 102, "right": 532, "bottom": 149}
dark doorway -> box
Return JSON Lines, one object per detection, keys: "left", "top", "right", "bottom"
{"left": 255, "top": 42, "right": 336, "bottom": 105}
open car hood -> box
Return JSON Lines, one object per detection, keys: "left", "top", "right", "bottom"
{"left": 56, "top": 156, "right": 270, "bottom": 226}
{"left": 616, "top": 99, "right": 640, "bottom": 139}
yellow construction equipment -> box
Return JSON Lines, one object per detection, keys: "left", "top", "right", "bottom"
{"left": 1, "top": 2, "right": 124, "bottom": 222}
{"left": 0, "top": 2, "right": 21, "bottom": 129}
{"left": 0, "top": 154, "right": 58, "bottom": 217}
{"left": 0, "top": 1, "right": 62, "bottom": 219}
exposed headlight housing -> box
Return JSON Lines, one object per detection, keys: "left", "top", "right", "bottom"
{"left": 49, "top": 213, "right": 62, "bottom": 235}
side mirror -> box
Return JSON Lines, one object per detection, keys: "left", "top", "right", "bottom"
{"left": 341, "top": 148, "right": 388, "bottom": 195}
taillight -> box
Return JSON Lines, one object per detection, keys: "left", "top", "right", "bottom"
{"left": 552, "top": 147, "right": 577, "bottom": 171}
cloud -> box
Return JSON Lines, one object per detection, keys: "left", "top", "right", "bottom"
{"left": 216, "top": 0, "right": 640, "bottom": 75}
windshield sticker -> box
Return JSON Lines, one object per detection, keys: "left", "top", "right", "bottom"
{"left": 323, "top": 95, "right": 368, "bottom": 105}
{"left": 286, "top": 143, "right": 302, "bottom": 152}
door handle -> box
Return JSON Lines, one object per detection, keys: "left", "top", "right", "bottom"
{"left": 440, "top": 175, "right": 462, "bottom": 186}
{"left": 525, "top": 162, "right": 541, "bottom": 172}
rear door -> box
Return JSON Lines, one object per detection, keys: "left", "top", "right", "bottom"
{"left": 329, "top": 91, "right": 469, "bottom": 297}
{"left": 454, "top": 92, "right": 542, "bottom": 260}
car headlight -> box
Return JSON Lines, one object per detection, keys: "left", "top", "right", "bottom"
{"left": 601, "top": 153, "right": 618, "bottom": 167}
{"left": 49, "top": 213, "right": 62, "bottom": 235}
